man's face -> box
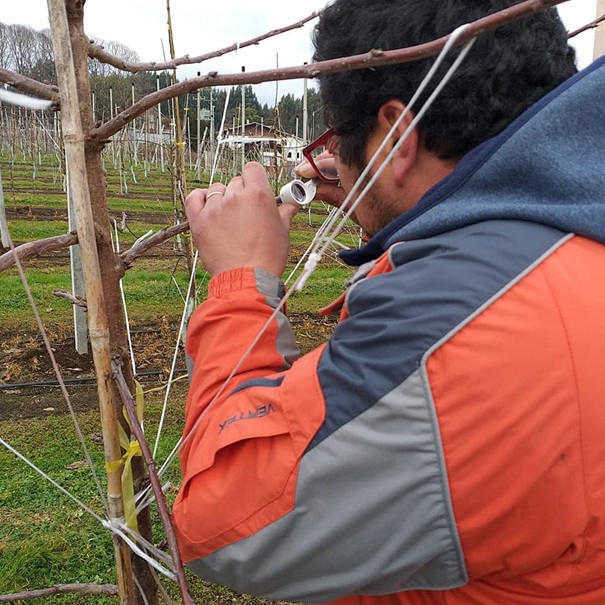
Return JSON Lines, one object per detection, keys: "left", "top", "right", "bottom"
{"left": 333, "top": 134, "right": 403, "bottom": 238}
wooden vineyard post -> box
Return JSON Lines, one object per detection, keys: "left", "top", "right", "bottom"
{"left": 596, "top": 0, "right": 605, "bottom": 59}
{"left": 46, "top": 1, "right": 135, "bottom": 602}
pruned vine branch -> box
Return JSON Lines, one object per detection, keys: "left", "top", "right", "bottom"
{"left": 0, "top": 10, "right": 318, "bottom": 110}
{"left": 88, "top": 11, "right": 319, "bottom": 73}
{"left": 0, "top": 232, "right": 78, "bottom": 272}
{"left": 568, "top": 11, "right": 605, "bottom": 39}
{"left": 121, "top": 221, "right": 190, "bottom": 268}
{"left": 53, "top": 289, "right": 88, "bottom": 309}
{"left": 0, "top": 583, "right": 118, "bottom": 603}
{"left": 0, "top": 223, "right": 191, "bottom": 273}
{"left": 90, "top": 0, "right": 572, "bottom": 143}
{"left": 0, "top": 67, "right": 59, "bottom": 105}
{"left": 0, "top": 0, "right": 580, "bottom": 136}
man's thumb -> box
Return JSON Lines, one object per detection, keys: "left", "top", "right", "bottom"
{"left": 278, "top": 203, "right": 300, "bottom": 230}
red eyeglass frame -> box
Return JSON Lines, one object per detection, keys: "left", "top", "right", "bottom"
{"left": 302, "top": 128, "right": 340, "bottom": 184}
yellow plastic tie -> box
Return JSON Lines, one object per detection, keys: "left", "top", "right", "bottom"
{"left": 105, "top": 380, "right": 145, "bottom": 532}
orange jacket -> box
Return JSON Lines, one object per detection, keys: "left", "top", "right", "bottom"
{"left": 173, "top": 59, "right": 605, "bottom": 604}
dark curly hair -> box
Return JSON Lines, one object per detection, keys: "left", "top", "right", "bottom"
{"left": 312, "top": 0, "right": 577, "bottom": 167}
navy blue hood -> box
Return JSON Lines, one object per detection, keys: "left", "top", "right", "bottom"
{"left": 342, "top": 56, "right": 605, "bottom": 266}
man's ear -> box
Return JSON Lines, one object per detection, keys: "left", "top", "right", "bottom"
{"left": 376, "top": 100, "right": 418, "bottom": 187}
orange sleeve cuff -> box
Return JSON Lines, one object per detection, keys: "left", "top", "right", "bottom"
{"left": 208, "top": 267, "right": 285, "bottom": 303}
{"left": 208, "top": 267, "right": 258, "bottom": 298}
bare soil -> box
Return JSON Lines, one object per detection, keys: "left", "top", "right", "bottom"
{"left": 0, "top": 313, "right": 337, "bottom": 422}
{"left": 1, "top": 200, "right": 340, "bottom": 421}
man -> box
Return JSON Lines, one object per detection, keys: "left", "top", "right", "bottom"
{"left": 173, "top": 1, "right": 605, "bottom": 603}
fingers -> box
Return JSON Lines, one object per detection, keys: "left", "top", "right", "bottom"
{"left": 224, "top": 176, "right": 243, "bottom": 197}
{"left": 313, "top": 183, "right": 348, "bottom": 210}
{"left": 220, "top": 163, "right": 273, "bottom": 202}
{"left": 278, "top": 202, "right": 300, "bottom": 230}
{"left": 204, "top": 185, "right": 228, "bottom": 206}
{"left": 184, "top": 189, "right": 205, "bottom": 224}
{"left": 186, "top": 162, "right": 279, "bottom": 235}
{"left": 242, "top": 161, "right": 271, "bottom": 187}
{"left": 185, "top": 184, "right": 226, "bottom": 224}
{"left": 295, "top": 151, "right": 338, "bottom": 181}
{"left": 295, "top": 159, "right": 316, "bottom": 180}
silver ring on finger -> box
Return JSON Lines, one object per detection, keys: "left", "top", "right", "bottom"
{"left": 206, "top": 191, "right": 224, "bottom": 200}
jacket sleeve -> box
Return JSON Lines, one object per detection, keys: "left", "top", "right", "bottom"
{"left": 173, "top": 266, "right": 327, "bottom": 568}
{"left": 172, "top": 263, "right": 467, "bottom": 602}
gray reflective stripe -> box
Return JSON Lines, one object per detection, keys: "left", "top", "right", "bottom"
{"left": 229, "top": 376, "right": 285, "bottom": 395}
{"left": 274, "top": 312, "right": 299, "bottom": 368}
{"left": 254, "top": 268, "right": 299, "bottom": 368}
{"left": 254, "top": 268, "right": 284, "bottom": 305}
{"left": 187, "top": 368, "right": 467, "bottom": 601}
{"left": 185, "top": 351, "right": 194, "bottom": 381}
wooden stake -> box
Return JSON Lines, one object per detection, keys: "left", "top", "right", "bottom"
{"left": 595, "top": 0, "right": 605, "bottom": 59}
{"left": 46, "top": 0, "right": 135, "bottom": 602}
{"left": 0, "top": 171, "right": 9, "bottom": 248}
{"left": 66, "top": 163, "right": 89, "bottom": 354}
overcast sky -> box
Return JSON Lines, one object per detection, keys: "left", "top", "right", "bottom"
{"left": 1, "top": 0, "right": 599, "bottom": 105}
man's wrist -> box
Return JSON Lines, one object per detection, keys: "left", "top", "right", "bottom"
{"left": 208, "top": 267, "right": 285, "bottom": 307}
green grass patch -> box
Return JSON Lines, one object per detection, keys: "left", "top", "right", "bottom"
{"left": 6, "top": 220, "right": 69, "bottom": 241}
{"left": 0, "top": 270, "right": 73, "bottom": 322}
{"left": 4, "top": 194, "right": 175, "bottom": 215}
{"left": 285, "top": 264, "right": 352, "bottom": 314}
{"left": 0, "top": 390, "right": 183, "bottom": 600}
{"left": 0, "top": 266, "right": 204, "bottom": 325}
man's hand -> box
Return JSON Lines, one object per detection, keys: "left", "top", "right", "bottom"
{"left": 185, "top": 162, "right": 298, "bottom": 278}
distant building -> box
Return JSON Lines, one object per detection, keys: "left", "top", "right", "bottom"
{"left": 220, "top": 122, "right": 306, "bottom": 178}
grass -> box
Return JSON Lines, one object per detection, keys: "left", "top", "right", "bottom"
{"left": 0, "top": 385, "right": 186, "bottom": 602}
{"left": 0, "top": 258, "right": 350, "bottom": 330}
{"left": 0, "top": 267, "right": 200, "bottom": 325}
{"left": 4, "top": 193, "right": 176, "bottom": 215}
{"left": 6, "top": 220, "right": 178, "bottom": 243}
{"left": 5, "top": 220, "right": 69, "bottom": 241}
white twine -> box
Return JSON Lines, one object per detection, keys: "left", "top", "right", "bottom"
{"left": 152, "top": 71, "right": 236, "bottom": 459}
{"left": 296, "top": 24, "right": 476, "bottom": 290}
{"left": 103, "top": 519, "right": 177, "bottom": 580}
{"left": 0, "top": 88, "right": 53, "bottom": 111}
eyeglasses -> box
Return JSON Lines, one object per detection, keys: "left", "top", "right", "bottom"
{"left": 302, "top": 128, "right": 340, "bottom": 184}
